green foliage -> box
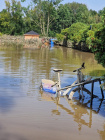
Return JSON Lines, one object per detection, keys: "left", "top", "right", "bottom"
{"left": 56, "top": 33, "right": 65, "bottom": 41}
{"left": 88, "top": 9, "right": 101, "bottom": 24}
{"left": 0, "top": 0, "right": 25, "bottom": 35}
{"left": 69, "top": 22, "right": 86, "bottom": 36}
{"left": 56, "top": 19, "right": 105, "bottom": 67}
{"left": 86, "top": 30, "right": 95, "bottom": 49}
{"left": 0, "top": 0, "right": 103, "bottom": 38}
{"left": 56, "top": 22, "right": 89, "bottom": 45}
{"left": 68, "top": 22, "right": 88, "bottom": 43}
{"left": 57, "top": 4, "right": 72, "bottom": 30}
{"left": 91, "top": 18, "right": 105, "bottom": 67}
{"left": 0, "top": 9, "right": 11, "bottom": 34}
{"left": 99, "top": 8, "right": 105, "bottom": 16}
{"left": 95, "top": 52, "right": 105, "bottom": 67}
{"left": 32, "top": 0, "right": 61, "bottom": 36}
{"left": 86, "top": 23, "right": 103, "bottom": 51}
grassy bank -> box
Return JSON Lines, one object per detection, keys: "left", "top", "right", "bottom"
{"left": 0, "top": 35, "right": 48, "bottom": 49}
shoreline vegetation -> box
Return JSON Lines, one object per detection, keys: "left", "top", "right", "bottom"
{"left": 54, "top": 39, "right": 90, "bottom": 52}
{"left": 55, "top": 21, "right": 105, "bottom": 67}
{"left": 0, "top": 34, "right": 90, "bottom": 52}
{"left": 0, "top": 33, "right": 105, "bottom": 68}
{"left": 0, "top": 35, "right": 50, "bottom": 49}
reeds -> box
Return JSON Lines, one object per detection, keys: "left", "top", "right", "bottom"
{"left": 0, "top": 35, "right": 24, "bottom": 49}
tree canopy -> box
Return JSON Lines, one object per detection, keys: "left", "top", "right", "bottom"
{"left": 0, "top": 0, "right": 103, "bottom": 36}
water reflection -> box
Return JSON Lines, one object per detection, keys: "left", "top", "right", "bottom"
{"left": 39, "top": 90, "right": 92, "bottom": 130}
{"left": 89, "top": 70, "right": 105, "bottom": 78}
{"left": 39, "top": 88, "right": 105, "bottom": 132}
{"left": 98, "top": 124, "right": 105, "bottom": 140}
{"left": 1, "top": 47, "right": 105, "bottom": 79}
{"left": 58, "top": 98, "right": 92, "bottom": 131}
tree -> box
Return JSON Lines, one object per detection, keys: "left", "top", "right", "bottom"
{"left": 67, "top": 2, "right": 89, "bottom": 24}
{"left": 98, "top": 7, "right": 105, "bottom": 16}
{"left": 57, "top": 4, "right": 72, "bottom": 30}
{"left": 1, "top": 0, "right": 25, "bottom": 35}
{"left": 0, "top": 9, "right": 11, "bottom": 34}
{"left": 92, "top": 15, "right": 105, "bottom": 67}
{"left": 32, "top": 0, "right": 62, "bottom": 36}
{"left": 68, "top": 22, "right": 87, "bottom": 40}
{"left": 88, "top": 9, "right": 101, "bottom": 24}
{"left": 10, "top": 0, "right": 25, "bottom": 35}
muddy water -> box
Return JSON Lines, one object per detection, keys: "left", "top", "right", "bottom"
{"left": 0, "top": 47, "right": 105, "bottom": 140}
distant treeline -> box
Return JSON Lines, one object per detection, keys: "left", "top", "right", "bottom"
{"left": 0, "top": 0, "right": 105, "bottom": 36}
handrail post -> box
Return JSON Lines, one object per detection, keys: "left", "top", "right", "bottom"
{"left": 99, "top": 79, "right": 104, "bottom": 99}
{"left": 91, "top": 80, "right": 94, "bottom": 99}
{"left": 57, "top": 72, "right": 61, "bottom": 95}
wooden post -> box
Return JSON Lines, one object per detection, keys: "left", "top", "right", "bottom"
{"left": 58, "top": 72, "right": 61, "bottom": 95}
{"left": 99, "top": 79, "right": 104, "bottom": 99}
{"left": 91, "top": 80, "right": 94, "bottom": 99}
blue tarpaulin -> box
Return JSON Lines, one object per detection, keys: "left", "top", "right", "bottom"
{"left": 50, "top": 39, "right": 57, "bottom": 48}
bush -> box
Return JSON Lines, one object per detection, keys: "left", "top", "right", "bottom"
{"left": 95, "top": 52, "right": 105, "bottom": 67}
{"left": 0, "top": 32, "right": 2, "bottom": 36}
{"left": 68, "top": 22, "right": 88, "bottom": 40}
{"left": 56, "top": 33, "right": 65, "bottom": 41}
{"left": 86, "top": 23, "right": 102, "bottom": 50}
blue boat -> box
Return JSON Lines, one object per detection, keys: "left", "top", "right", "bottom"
{"left": 41, "top": 79, "right": 56, "bottom": 94}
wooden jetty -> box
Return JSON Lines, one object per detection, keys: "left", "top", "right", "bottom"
{"left": 58, "top": 78, "right": 104, "bottom": 99}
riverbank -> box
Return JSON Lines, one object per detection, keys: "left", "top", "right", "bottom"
{"left": 0, "top": 35, "right": 24, "bottom": 48}
{"left": 54, "top": 39, "right": 91, "bottom": 52}
{"left": 0, "top": 35, "right": 91, "bottom": 52}
{"left": 0, "top": 35, "right": 50, "bottom": 49}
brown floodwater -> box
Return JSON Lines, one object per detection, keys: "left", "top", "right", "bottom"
{"left": 0, "top": 46, "right": 105, "bottom": 140}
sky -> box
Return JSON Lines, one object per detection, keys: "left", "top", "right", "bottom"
{"left": 0, "top": 0, "right": 105, "bottom": 12}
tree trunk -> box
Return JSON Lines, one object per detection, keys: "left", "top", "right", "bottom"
{"left": 42, "top": 12, "right": 45, "bottom": 36}
{"left": 40, "top": 19, "right": 43, "bottom": 34}
{"left": 47, "top": 12, "right": 49, "bottom": 36}
{"left": 43, "top": 21, "right": 45, "bottom": 35}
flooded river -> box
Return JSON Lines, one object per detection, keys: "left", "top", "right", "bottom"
{"left": 0, "top": 47, "right": 105, "bottom": 140}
